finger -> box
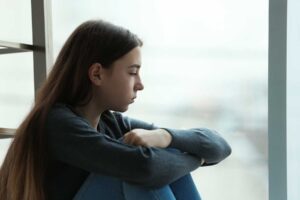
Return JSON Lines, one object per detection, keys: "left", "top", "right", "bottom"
{"left": 135, "top": 138, "right": 149, "bottom": 147}
{"left": 133, "top": 137, "right": 144, "bottom": 146}
{"left": 123, "top": 134, "right": 129, "bottom": 144}
{"left": 123, "top": 132, "right": 133, "bottom": 144}
{"left": 124, "top": 133, "right": 136, "bottom": 145}
{"left": 126, "top": 134, "right": 144, "bottom": 146}
{"left": 131, "top": 137, "right": 139, "bottom": 146}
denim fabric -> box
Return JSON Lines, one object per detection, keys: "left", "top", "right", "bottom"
{"left": 73, "top": 173, "right": 201, "bottom": 200}
{"left": 169, "top": 173, "right": 201, "bottom": 200}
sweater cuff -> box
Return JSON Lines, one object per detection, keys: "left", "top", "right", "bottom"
{"left": 160, "top": 128, "right": 188, "bottom": 149}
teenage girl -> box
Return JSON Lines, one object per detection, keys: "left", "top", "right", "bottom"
{"left": 0, "top": 20, "right": 231, "bottom": 200}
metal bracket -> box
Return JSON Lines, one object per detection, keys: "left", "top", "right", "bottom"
{"left": 0, "top": 40, "right": 35, "bottom": 54}
{"left": 0, "top": 128, "right": 15, "bottom": 139}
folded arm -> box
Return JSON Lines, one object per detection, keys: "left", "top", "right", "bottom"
{"left": 46, "top": 107, "right": 203, "bottom": 188}
{"left": 115, "top": 112, "right": 232, "bottom": 166}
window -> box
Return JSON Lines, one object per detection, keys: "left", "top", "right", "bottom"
{"left": 0, "top": 0, "right": 33, "bottom": 129}
{"left": 3, "top": 1, "right": 298, "bottom": 199}
{"left": 51, "top": 0, "right": 268, "bottom": 199}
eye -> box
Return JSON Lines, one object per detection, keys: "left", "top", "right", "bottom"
{"left": 129, "top": 72, "right": 138, "bottom": 75}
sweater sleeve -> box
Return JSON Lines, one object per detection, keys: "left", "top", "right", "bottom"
{"left": 114, "top": 112, "right": 232, "bottom": 166}
{"left": 46, "top": 107, "right": 202, "bottom": 188}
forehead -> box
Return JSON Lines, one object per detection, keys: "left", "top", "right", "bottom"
{"left": 111, "top": 47, "right": 141, "bottom": 70}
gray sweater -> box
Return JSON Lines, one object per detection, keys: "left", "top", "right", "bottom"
{"left": 45, "top": 103, "right": 231, "bottom": 199}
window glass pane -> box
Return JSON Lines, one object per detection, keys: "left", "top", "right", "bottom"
{"left": 287, "top": 0, "right": 300, "bottom": 199}
{"left": 0, "top": 0, "right": 32, "bottom": 44}
{"left": 0, "top": 53, "right": 34, "bottom": 128}
{"left": 0, "top": 139, "right": 12, "bottom": 166}
{"left": 52, "top": 0, "right": 268, "bottom": 199}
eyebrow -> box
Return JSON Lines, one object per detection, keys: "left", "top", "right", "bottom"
{"left": 127, "top": 64, "right": 141, "bottom": 69}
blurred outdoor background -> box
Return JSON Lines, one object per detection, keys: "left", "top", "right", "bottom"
{"left": 0, "top": 0, "right": 268, "bottom": 199}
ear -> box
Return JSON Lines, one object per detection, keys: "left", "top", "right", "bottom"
{"left": 88, "top": 63, "right": 104, "bottom": 86}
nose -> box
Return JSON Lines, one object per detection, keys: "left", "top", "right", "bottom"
{"left": 135, "top": 81, "right": 144, "bottom": 91}
{"left": 134, "top": 76, "right": 144, "bottom": 91}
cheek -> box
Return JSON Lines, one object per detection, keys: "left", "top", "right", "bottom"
{"left": 116, "top": 76, "right": 135, "bottom": 90}
{"left": 105, "top": 73, "right": 135, "bottom": 97}
{"left": 118, "top": 82, "right": 134, "bottom": 97}
{"left": 110, "top": 77, "right": 133, "bottom": 97}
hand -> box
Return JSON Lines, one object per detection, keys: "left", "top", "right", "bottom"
{"left": 123, "top": 129, "right": 172, "bottom": 148}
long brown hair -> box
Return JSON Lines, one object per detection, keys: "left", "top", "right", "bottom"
{"left": 0, "top": 19, "right": 142, "bottom": 200}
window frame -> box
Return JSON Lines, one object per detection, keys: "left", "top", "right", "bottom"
{"left": 0, "top": 1, "right": 296, "bottom": 199}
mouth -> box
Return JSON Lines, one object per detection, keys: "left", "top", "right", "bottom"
{"left": 130, "top": 97, "right": 136, "bottom": 103}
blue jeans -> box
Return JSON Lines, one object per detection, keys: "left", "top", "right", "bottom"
{"left": 73, "top": 173, "right": 201, "bottom": 200}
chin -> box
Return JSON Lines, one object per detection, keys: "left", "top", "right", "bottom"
{"left": 112, "top": 106, "right": 129, "bottom": 113}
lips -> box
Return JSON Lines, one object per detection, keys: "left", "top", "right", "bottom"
{"left": 130, "top": 97, "right": 136, "bottom": 103}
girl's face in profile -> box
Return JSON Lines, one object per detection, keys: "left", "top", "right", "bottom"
{"left": 99, "top": 46, "right": 144, "bottom": 112}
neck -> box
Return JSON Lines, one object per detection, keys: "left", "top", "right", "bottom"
{"left": 74, "top": 102, "right": 104, "bottom": 130}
